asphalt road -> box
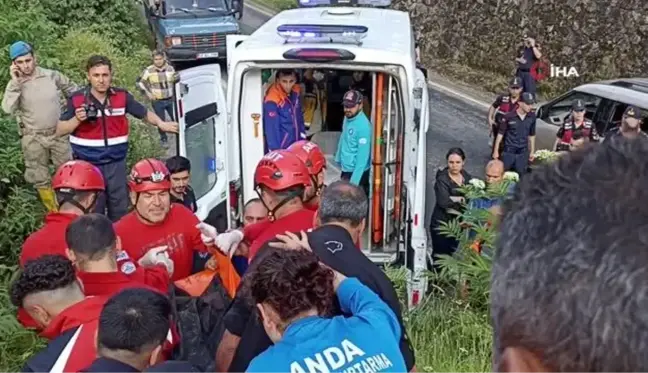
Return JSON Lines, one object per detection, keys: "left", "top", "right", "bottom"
{"left": 169, "top": 2, "right": 492, "bottom": 226}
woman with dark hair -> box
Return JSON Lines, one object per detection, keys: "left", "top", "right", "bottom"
{"left": 429, "top": 147, "right": 472, "bottom": 263}
{"left": 245, "top": 248, "right": 406, "bottom": 373}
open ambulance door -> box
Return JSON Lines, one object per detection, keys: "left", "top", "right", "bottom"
{"left": 175, "top": 64, "right": 229, "bottom": 231}
{"left": 226, "top": 35, "right": 248, "bottom": 73}
{"left": 406, "top": 68, "right": 430, "bottom": 308}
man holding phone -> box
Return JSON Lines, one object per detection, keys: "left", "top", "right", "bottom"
{"left": 1, "top": 41, "right": 78, "bottom": 212}
{"left": 515, "top": 35, "right": 542, "bottom": 99}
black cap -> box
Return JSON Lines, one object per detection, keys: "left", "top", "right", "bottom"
{"left": 521, "top": 92, "right": 535, "bottom": 105}
{"left": 342, "top": 90, "right": 363, "bottom": 108}
{"left": 572, "top": 99, "right": 586, "bottom": 112}
{"left": 509, "top": 77, "right": 522, "bottom": 88}
{"left": 624, "top": 105, "right": 641, "bottom": 119}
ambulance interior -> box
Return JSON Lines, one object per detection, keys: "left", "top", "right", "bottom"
{"left": 254, "top": 67, "right": 407, "bottom": 261}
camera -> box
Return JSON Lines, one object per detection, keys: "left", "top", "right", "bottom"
{"left": 84, "top": 103, "right": 98, "bottom": 121}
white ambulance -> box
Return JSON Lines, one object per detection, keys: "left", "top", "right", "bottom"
{"left": 174, "top": 0, "right": 431, "bottom": 307}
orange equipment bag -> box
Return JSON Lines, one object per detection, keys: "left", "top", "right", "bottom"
{"left": 174, "top": 251, "right": 240, "bottom": 298}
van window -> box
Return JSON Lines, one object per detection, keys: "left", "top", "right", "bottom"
{"left": 185, "top": 116, "right": 217, "bottom": 200}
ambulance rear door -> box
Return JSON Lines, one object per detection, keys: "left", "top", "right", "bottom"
{"left": 175, "top": 64, "right": 229, "bottom": 228}
{"left": 226, "top": 35, "right": 248, "bottom": 73}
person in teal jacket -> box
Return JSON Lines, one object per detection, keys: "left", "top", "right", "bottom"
{"left": 245, "top": 246, "right": 406, "bottom": 373}
{"left": 335, "top": 89, "right": 372, "bottom": 197}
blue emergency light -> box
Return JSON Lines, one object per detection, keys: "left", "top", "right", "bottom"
{"left": 297, "top": 0, "right": 391, "bottom": 7}
{"left": 277, "top": 24, "right": 368, "bottom": 44}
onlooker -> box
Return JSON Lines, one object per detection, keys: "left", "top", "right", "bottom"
{"left": 336, "top": 89, "right": 372, "bottom": 196}
{"left": 66, "top": 213, "right": 171, "bottom": 296}
{"left": 488, "top": 77, "right": 522, "bottom": 149}
{"left": 245, "top": 249, "right": 406, "bottom": 373}
{"left": 136, "top": 50, "right": 178, "bottom": 147}
{"left": 493, "top": 92, "right": 536, "bottom": 175}
{"left": 430, "top": 147, "right": 471, "bottom": 263}
{"left": 82, "top": 289, "right": 172, "bottom": 372}
{"left": 492, "top": 138, "right": 648, "bottom": 372}
{"left": 263, "top": 69, "right": 306, "bottom": 151}
{"left": 2, "top": 41, "right": 77, "bottom": 212}
{"left": 165, "top": 155, "right": 197, "bottom": 213}
{"left": 56, "top": 55, "right": 178, "bottom": 221}
{"left": 12, "top": 255, "right": 107, "bottom": 372}
{"left": 515, "top": 35, "right": 542, "bottom": 98}
{"left": 242, "top": 198, "right": 267, "bottom": 227}
{"left": 468, "top": 160, "right": 514, "bottom": 211}
{"left": 603, "top": 106, "right": 647, "bottom": 142}
{"left": 554, "top": 100, "right": 599, "bottom": 151}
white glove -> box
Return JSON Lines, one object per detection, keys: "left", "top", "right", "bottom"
{"left": 196, "top": 222, "right": 217, "bottom": 246}
{"left": 214, "top": 230, "right": 244, "bottom": 257}
{"left": 138, "top": 246, "right": 174, "bottom": 276}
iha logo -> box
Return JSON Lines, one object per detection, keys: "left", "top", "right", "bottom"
{"left": 532, "top": 61, "right": 580, "bottom": 80}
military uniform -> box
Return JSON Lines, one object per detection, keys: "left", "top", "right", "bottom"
{"left": 2, "top": 66, "right": 77, "bottom": 211}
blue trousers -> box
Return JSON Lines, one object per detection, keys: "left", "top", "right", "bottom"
{"left": 152, "top": 98, "right": 174, "bottom": 142}
{"left": 502, "top": 150, "right": 529, "bottom": 175}
{"left": 516, "top": 70, "right": 536, "bottom": 97}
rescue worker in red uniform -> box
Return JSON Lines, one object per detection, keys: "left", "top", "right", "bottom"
{"left": 114, "top": 158, "right": 221, "bottom": 281}
{"left": 488, "top": 77, "right": 522, "bottom": 153}
{"left": 287, "top": 140, "right": 327, "bottom": 211}
{"left": 21, "top": 160, "right": 105, "bottom": 266}
{"left": 11, "top": 255, "right": 108, "bottom": 373}
{"left": 66, "top": 213, "right": 171, "bottom": 296}
{"left": 554, "top": 99, "right": 599, "bottom": 151}
{"left": 213, "top": 150, "right": 316, "bottom": 261}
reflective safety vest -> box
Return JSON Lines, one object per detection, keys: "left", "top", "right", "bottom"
{"left": 69, "top": 89, "right": 129, "bottom": 164}
{"left": 560, "top": 119, "right": 593, "bottom": 144}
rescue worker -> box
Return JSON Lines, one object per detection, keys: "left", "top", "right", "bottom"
{"left": 1, "top": 41, "right": 77, "bottom": 212}
{"left": 515, "top": 35, "right": 542, "bottom": 98}
{"left": 603, "top": 106, "right": 647, "bottom": 142}
{"left": 82, "top": 289, "right": 172, "bottom": 372}
{"left": 287, "top": 140, "right": 327, "bottom": 210}
{"left": 493, "top": 92, "right": 537, "bottom": 175}
{"left": 263, "top": 69, "right": 306, "bottom": 151}
{"left": 554, "top": 100, "right": 599, "bottom": 151}
{"left": 136, "top": 50, "right": 178, "bottom": 147}
{"left": 232, "top": 199, "right": 268, "bottom": 276}
{"left": 57, "top": 55, "right": 178, "bottom": 222}
{"left": 335, "top": 89, "right": 372, "bottom": 197}
{"left": 245, "top": 248, "right": 406, "bottom": 373}
{"left": 21, "top": 160, "right": 105, "bottom": 266}
{"left": 114, "top": 158, "right": 222, "bottom": 281}
{"left": 488, "top": 77, "right": 523, "bottom": 150}
{"left": 349, "top": 71, "right": 372, "bottom": 117}
{"left": 66, "top": 213, "right": 172, "bottom": 296}
{"left": 302, "top": 69, "right": 326, "bottom": 138}
{"left": 165, "top": 155, "right": 197, "bottom": 213}
{"left": 12, "top": 255, "right": 107, "bottom": 372}
{"left": 212, "top": 150, "right": 316, "bottom": 261}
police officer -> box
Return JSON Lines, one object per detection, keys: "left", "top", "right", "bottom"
{"left": 493, "top": 92, "right": 536, "bottom": 175}
{"left": 57, "top": 55, "right": 178, "bottom": 221}
{"left": 603, "top": 106, "right": 647, "bottom": 142}
{"left": 488, "top": 77, "right": 523, "bottom": 151}
{"left": 554, "top": 100, "right": 599, "bottom": 151}
{"left": 1, "top": 41, "right": 78, "bottom": 212}
{"left": 515, "top": 35, "right": 542, "bottom": 99}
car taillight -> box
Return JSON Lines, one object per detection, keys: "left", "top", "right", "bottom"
{"left": 283, "top": 48, "right": 355, "bottom": 62}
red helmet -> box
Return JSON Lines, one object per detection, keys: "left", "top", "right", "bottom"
{"left": 128, "top": 158, "right": 171, "bottom": 193}
{"left": 52, "top": 160, "right": 105, "bottom": 192}
{"left": 254, "top": 150, "right": 311, "bottom": 191}
{"left": 287, "top": 140, "right": 326, "bottom": 176}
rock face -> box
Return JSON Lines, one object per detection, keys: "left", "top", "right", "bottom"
{"left": 394, "top": 0, "right": 648, "bottom": 95}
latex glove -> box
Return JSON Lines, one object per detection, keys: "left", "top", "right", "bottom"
{"left": 157, "top": 250, "right": 174, "bottom": 277}
{"left": 138, "top": 246, "right": 168, "bottom": 267}
{"left": 214, "top": 230, "right": 244, "bottom": 257}
{"left": 196, "top": 222, "right": 217, "bottom": 246}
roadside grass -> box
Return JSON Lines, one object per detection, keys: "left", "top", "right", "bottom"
{"left": 259, "top": 0, "right": 297, "bottom": 11}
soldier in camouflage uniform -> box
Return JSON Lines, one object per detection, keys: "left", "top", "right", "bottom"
{"left": 1, "top": 41, "right": 77, "bottom": 212}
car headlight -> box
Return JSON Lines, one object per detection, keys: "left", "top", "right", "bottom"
{"left": 164, "top": 36, "right": 182, "bottom": 47}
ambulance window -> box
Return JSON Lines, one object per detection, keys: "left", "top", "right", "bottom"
{"left": 184, "top": 115, "right": 217, "bottom": 200}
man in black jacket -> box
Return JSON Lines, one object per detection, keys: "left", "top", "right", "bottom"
{"left": 215, "top": 181, "right": 416, "bottom": 372}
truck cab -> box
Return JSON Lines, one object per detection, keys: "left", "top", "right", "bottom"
{"left": 176, "top": 0, "right": 431, "bottom": 308}
{"left": 143, "top": 0, "right": 241, "bottom": 62}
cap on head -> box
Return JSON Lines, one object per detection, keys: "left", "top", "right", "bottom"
{"left": 254, "top": 150, "right": 311, "bottom": 191}
{"left": 342, "top": 90, "right": 363, "bottom": 108}
{"left": 572, "top": 99, "right": 586, "bottom": 112}
{"left": 509, "top": 76, "right": 522, "bottom": 88}
{"left": 521, "top": 92, "right": 535, "bottom": 105}
{"left": 52, "top": 160, "right": 105, "bottom": 192}
{"left": 287, "top": 140, "right": 326, "bottom": 176}
{"left": 128, "top": 158, "right": 171, "bottom": 193}
{"left": 9, "top": 41, "right": 32, "bottom": 60}
{"left": 624, "top": 105, "right": 641, "bottom": 119}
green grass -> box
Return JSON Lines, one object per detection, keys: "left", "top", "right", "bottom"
{"left": 257, "top": 0, "right": 296, "bottom": 11}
